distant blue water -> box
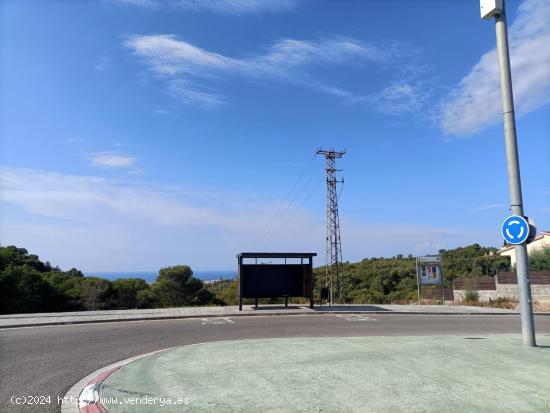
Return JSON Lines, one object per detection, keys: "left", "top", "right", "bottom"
{"left": 85, "top": 270, "right": 236, "bottom": 284}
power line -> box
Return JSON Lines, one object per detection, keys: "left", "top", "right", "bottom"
{"left": 251, "top": 154, "right": 320, "bottom": 248}
{"left": 268, "top": 175, "right": 324, "bottom": 244}
{"left": 255, "top": 161, "right": 320, "bottom": 248}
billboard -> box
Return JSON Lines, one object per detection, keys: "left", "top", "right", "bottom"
{"left": 240, "top": 264, "right": 311, "bottom": 298}
{"left": 237, "top": 252, "right": 316, "bottom": 310}
{"left": 416, "top": 256, "right": 443, "bottom": 285}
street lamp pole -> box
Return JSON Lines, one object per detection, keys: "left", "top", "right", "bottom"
{"left": 480, "top": 0, "right": 536, "bottom": 347}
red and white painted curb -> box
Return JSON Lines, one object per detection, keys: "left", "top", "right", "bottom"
{"left": 61, "top": 347, "right": 180, "bottom": 413}
{"left": 62, "top": 336, "right": 249, "bottom": 413}
{"left": 77, "top": 366, "right": 120, "bottom": 413}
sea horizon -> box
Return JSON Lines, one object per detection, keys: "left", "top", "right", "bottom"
{"left": 84, "top": 270, "right": 236, "bottom": 283}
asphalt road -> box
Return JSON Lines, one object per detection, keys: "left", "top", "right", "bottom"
{"left": 1, "top": 313, "right": 550, "bottom": 413}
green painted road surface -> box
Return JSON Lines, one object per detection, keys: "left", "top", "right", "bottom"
{"left": 100, "top": 335, "right": 550, "bottom": 413}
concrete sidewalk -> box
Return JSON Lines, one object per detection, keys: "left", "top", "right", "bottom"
{"left": 0, "top": 304, "right": 534, "bottom": 329}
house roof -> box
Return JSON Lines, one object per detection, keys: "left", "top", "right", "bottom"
{"left": 498, "top": 231, "right": 550, "bottom": 253}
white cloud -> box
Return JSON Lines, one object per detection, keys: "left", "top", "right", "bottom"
{"left": 441, "top": 0, "right": 550, "bottom": 136}
{"left": 110, "top": 0, "right": 298, "bottom": 14}
{"left": 371, "top": 82, "right": 429, "bottom": 115}
{"left": 88, "top": 152, "right": 137, "bottom": 169}
{"left": 124, "top": 34, "right": 389, "bottom": 107}
{"left": 166, "top": 79, "right": 227, "bottom": 107}
{"left": 0, "top": 167, "right": 501, "bottom": 270}
{"left": 0, "top": 167, "right": 317, "bottom": 269}
{"left": 472, "top": 203, "right": 507, "bottom": 212}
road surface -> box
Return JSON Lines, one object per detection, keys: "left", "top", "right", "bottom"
{"left": 1, "top": 313, "right": 550, "bottom": 413}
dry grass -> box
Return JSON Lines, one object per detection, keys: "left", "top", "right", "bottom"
{"left": 533, "top": 301, "right": 550, "bottom": 312}
{"left": 458, "top": 297, "right": 519, "bottom": 309}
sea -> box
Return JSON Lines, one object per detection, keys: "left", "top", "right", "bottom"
{"left": 84, "top": 270, "right": 236, "bottom": 284}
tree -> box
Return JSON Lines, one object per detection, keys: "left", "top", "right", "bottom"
{"left": 65, "top": 268, "right": 84, "bottom": 278}
{"left": 439, "top": 244, "right": 510, "bottom": 282}
{"left": 0, "top": 265, "right": 61, "bottom": 313}
{"left": 529, "top": 247, "right": 550, "bottom": 271}
{"left": 81, "top": 278, "right": 112, "bottom": 310}
{"left": 43, "top": 270, "right": 84, "bottom": 311}
{"left": 147, "top": 265, "right": 215, "bottom": 307}
{"left": 0, "top": 246, "right": 50, "bottom": 273}
{"left": 111, "top": 278, "right": 149, "bottom": 309}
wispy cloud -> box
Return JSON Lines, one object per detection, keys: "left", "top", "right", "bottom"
{"left": 0, "top": 167, "right": 498, "bottom": 270}
{"left": 95, "top": 56, "right": 109, "bottom": 72}
{"left": 110, "top": 0, "right": 299, "bottom": 14}
{"left": 88, "top": 152, "right": 137, "bottom": 169}
{"left": 440, "top": 0, "right": 550, "bottom": 136}
{"left": 111, "top": 0, "right": 160, "bottom": 8}
{"left": 472, "top": 203, "right": 506, "bottom": 212}
{"left": 371, "top": 82, "right": 430, "bottom": 115}
{"left": 124, "top": 34, "right": 391, "bottom": 107}
{"left": 0, "top": 167, "right": 318, "bottom": 269}
{"left": 66, "top": 137, "right": 90, "bottom": 144}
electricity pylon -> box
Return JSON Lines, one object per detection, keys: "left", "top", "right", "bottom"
{"left": 316, "top": 148, "right": 345, "bottom": 304}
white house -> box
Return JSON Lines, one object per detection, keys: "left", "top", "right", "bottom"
{"left": 498, "top": 231, "right": 550, "bottom": 268}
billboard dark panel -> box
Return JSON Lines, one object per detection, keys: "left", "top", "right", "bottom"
{"left": 241, "top": 264, "right": 310, "bottom": 298}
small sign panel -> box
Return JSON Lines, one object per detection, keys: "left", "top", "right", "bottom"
{"left": 480, "top": 0, "right": 504, "bottom": 19}
{"left": 501, "top": 215, "right": 529, "bottom": 245}
{"left": 416, "top": 256, "right": 442, "bottom": 285}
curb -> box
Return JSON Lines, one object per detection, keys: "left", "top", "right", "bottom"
{"left": 2, "top": 310, "right": 548, "bottom": 329}
{"left": 77, "top": 366, "right": 119, "bottom": 413}
{"left": 62, "top": 345, "right": 196, "bottom": 413}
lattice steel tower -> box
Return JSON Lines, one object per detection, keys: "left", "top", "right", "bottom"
{"left": 316, "top": 148, "right": 345, "bottom": 304}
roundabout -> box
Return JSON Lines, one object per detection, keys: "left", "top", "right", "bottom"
{"left": 3, "top": 313, "right": 550, "bottom": 413}
{"left": 93, "top": 335, "right": 549, "bottom": 413}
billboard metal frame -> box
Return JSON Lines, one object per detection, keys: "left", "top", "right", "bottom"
{"left": 237, "top": 252, "right": 317, "bottom": 311}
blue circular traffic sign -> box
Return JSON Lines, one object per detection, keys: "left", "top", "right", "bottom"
{"left": 501, "top": 215, "right": 529, "bottom": 245}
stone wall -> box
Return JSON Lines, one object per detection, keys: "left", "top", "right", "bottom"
{"left": 453, "top": 289, "right": 499, "bottom": 302}
{"left": 454, "top": 285, "right": 550, "bottom": 302}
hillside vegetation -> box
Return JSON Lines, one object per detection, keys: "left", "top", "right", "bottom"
{"left": 3, "top": 243, "right": 548, "bottom": 314}
{"left": 311, "top": 244, "right": 511, "bottom": 304}
{"left": 0, "top": 245, "right": 218, "bottom": 314}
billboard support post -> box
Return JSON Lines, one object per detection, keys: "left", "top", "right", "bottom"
{"left": 416, "top": 256, "right": 443, "bottom": 305}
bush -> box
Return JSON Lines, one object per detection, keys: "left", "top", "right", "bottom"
{"left": 486, "top": 297, "right": 517, "bottom": 309}
{"left": 464, "top": 290, "right": 480, "bottom": 305}
{"left": 529, "top": 247, "right": 550, "bottom": 271}
{"left": 206, "top": 280, "right": 238, "bottom": 306}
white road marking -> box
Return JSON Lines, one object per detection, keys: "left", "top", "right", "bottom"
{"left": 336, "top": 314, "right": 377, "bottom": 322}
{"left": 200, "top": 317, "right": 235, "bottom": 325}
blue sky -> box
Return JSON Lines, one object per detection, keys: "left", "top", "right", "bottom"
{"left": 1, "top": 0, "right": 549, "bottom": 272}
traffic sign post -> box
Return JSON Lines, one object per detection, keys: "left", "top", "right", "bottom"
{"left": 482, "top": 0, "right": 536, "bottom": 346}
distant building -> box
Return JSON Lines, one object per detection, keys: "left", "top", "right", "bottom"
{"left": 498, "top": 231, "right": 550, "bottom": 268}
